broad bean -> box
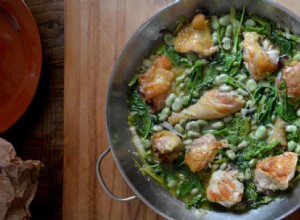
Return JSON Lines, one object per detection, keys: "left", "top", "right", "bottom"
{"left": 211, "top": 15, "right": 220, "bottom": 30}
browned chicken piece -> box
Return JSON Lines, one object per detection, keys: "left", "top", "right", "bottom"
{"left": 174, "top": 13, "right": 217, "bottom": 57}
{"left": 207, "top": 170, "right": 244, "bottom": 207}
{"left": 254, "top": 152, "right": 298, "bottom": 192}
{"left": 277, "top": 61, "right": 300, "bottom": 102}
{"left": 184, "top": 134, "right": 226, "bottom": 172}
{"left": 139, "top": 55, "right": 175, "bottom": 112}
{"left": 242, "top": 32, "right": 279, "bottom": 80}
{"left": 268, "top": 117, "right": 287, "bottom": 147}
{"left": 168, "top": 89, "right": 245, "bottom": 125}
{"left": 151, "top": 130, "right": 183, "bottom": 163}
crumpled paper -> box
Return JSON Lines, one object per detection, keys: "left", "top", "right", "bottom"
{"left": 0, "top": 138, "right": 43, "bottom": 220}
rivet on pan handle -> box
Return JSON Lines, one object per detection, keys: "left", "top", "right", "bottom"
{"left": 96, "top": 148, "right": 137, "bottom": 202}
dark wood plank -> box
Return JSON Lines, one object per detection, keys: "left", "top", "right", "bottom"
{"left": 2, "top": 0, "right": 64, "bottom": 219}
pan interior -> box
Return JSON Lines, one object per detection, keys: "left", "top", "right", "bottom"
{"left": 106, "top": 0, "right": 300, "bottom": 219}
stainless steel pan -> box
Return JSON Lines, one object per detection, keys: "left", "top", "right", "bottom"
{"left": 97, "top": 0, "right": 300, "bottom": 219}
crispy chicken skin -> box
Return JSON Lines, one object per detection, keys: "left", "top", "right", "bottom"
{"left": 254, "top": 152, "right": 298, "bottom": 192}
{"left": 268, "top": 117, "right": 287, "bottom": 147}
{"left": 168, "top": 89, "right": 245, "bottom": 125}
{"left": 184, "top": 134, "right": 226, "bottom": 172}
{"left": 207, "top": 170, "right": 244, "bottom": 207}
{"left": 151, "top": 130, "right": 183, "bottom": 163}
{"left": 174, "top": 13, "right": 217, "bottom": 57}
{"left": 242, "top": 32, "right": 278, "bottom": 80}
{"left": 277, "top": 61, "right": 300, "bottom": 102}
{"left": 139, "top": 55, "right": 175, "bottom": 112}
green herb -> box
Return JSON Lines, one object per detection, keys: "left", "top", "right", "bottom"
{"left": 231, "top": 6, "right": 246, "bottom": 52}
{"left": 275, "top": 30, "right": 300, "bottom": 43}
{"left": 128, "top": 75, "right": 138, "bottom": 87}
{"left": 214, "top": 158, "right": 228, "bottom": 164}
{"left": 217, "top": 27, "right": 226, "bottom": 53}
{"left": 176, "top": 181, "right": 194, "bottom": 197}
{"left": 185, "top": 194, "right": 206, "bottom": 209}
{"left": 244, "top": 181, "right": 274, "bottom": 208}
{"left": 244, "top": 15, "right": 274, "bottom": 36}
{"left": 235, "top": 153, "right": 249, "bottom": 171}
{"left": 182, "top": 61, "right": 205, "bottom": 105}
{"left": 173, "top": 16, "right": 189, "bottom": 35}
{"left": 135, "top": 160, "right": 164, "bottom": 184}
{"left": 156, "top": 45, "right": 165, "bottom": 55}
{"left": 211, "top": 51, "right": 243, "bottom": 77}
{"left": 128, "top": 90, "right": 152, "bottom": 138}
{"left": 223, "top": 75, "right": 243, "bottom": 89}
{"left": 254, "top": 81, "right": 297, "bottom": 124}
{"left": 197, "top": 62, "right": 218, "bottom": 91}
{"left": 175, "top": 165, "right": 204, "bottom": 197}
{"left": 287, "top": 131, "right": 300, "bottom": 142}
{"left": 217, "top": 52, "right": 243, "bottom": 75}
{"left": 244, "top": 181, "right": 258, "bottom": 201}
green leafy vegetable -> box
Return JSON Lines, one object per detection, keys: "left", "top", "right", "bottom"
{"left": 231, "top": 6, "right": 246, "bottom": 52}
{"left": 206, "top": 51, "right": 243, "bottom": 77}
{"left": 176, "top": 181, "right": 194, "bottom": 197}
{"left": 244, "top": 15, "right": 274, "bottom": 36}
{"left": 287, "top": 131, "right": 300, "bottom": 142}
{"left": 217, "top": 27, "right": 226, "bottom": 53}
{"left": 128, "top": 90, "right": 152, "bottom": 137}
{"left": 223, "top": 75, "right": 243, "bottom": 89}
{"left": 255, "top": 81, "right": 297, "bottom": 124}
{"left": 254, "top": 86, "right": 277, "bottom": 125}
{"left": 271, "top": 31, "right": 297, "bottom": 56}
{"left": 128, "top": 75, "right": 139, "bottom": 87}
{"left": 175, "top": 165, "right": 204, "bottom": 197}
{"left": 164, "top": 46, "right": 192, "bottom": 67}
{"left": 208, "top": 117, "right": 251, "bottom": 146}
{"left": 244, "top": 181, "right": 258, "bottom": 201}
{"left": 135, "top": 160, "right": 164, "bottom": 184}
{"left": 275, "top": 30, "right": 300, "bottom": 43}
{"left": 235, "top": 153, "right": 250, "bottom": 171}
{"left": 243, "top": 181, "right": 274, "bottom": 208}
{"left": 216, "top": 52, "right": 243, "bottom": 76}
{"left": 196, "top": 62, "right": 218, "bottom": 91}
{"left": 276, "top": 80, "right": 298, "bottom": 123}
{"left": 185, "top": 194, "right": 206, "bottom": 209}
{"left": 243, "top": 141, "right": 280, "bottom": 160}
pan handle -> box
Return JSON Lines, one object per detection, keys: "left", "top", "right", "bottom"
{"left": 96, "top": 148, "right": 138, "bottom": 202}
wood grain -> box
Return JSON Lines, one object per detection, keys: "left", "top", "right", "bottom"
{"left": 64, "top": 0, "right": 300, "bottom": 220}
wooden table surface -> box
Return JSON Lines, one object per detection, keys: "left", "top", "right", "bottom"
{"left": 64, "top": 0, "right": 300, "bottom": 219}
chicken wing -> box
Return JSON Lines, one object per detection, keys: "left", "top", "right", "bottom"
{"left": 277, "top": 61, "right": 300, "bottom": 102}
{"left": 151, "top": 130, "right": 183, "bottom": 163}
{"left": 207, "top": 170, "right": 244, "bottom": 207}
{"left": 139, "top": 55, "right": 175, "bottom": 112}
{"left": 184, "top": 134, "right": 226, "bottom": 172}
{"left": 254, "top": 152, "right": 298, "bottom": 192}
{"left": 242, "top": 32, "right": 279, "bottom": 80}
{"left": 168, "top": 89, "right": 245, "bottom": 125}
{"left": 174, "top": 13, "right": 217, "bottom": 57}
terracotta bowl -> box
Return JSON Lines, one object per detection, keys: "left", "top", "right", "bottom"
{"left": 0, "top": 0, "right": 42, "bottom": 133}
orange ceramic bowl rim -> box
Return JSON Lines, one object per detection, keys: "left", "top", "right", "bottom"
{"left": 0, "top": 0, "right": 42, "bottom": 133}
